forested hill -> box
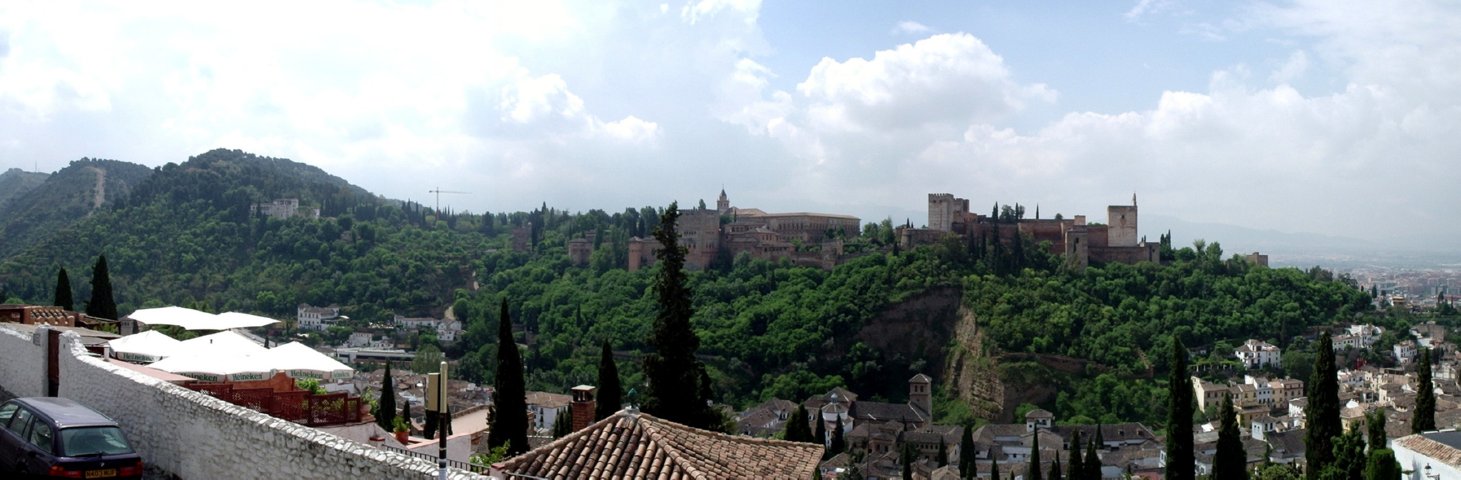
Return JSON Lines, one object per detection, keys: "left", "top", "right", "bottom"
{"left": 0, "top": 148, "right": 1376, "bottom": 430}
{"left": 0, "top": 168, "right": 51, "bottom": 208}
{"left": 0, "top": 159, "right": 153, "bottom": 258}
{"left": 0, "top": 148, "right": 477, "bottom": 319}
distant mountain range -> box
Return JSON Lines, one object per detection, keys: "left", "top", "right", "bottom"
{"left": 0, "top": 168, "right": 51, "bottom": 208}
{"left": 1145, "top": 214, "right": 1459, "bottom": 269}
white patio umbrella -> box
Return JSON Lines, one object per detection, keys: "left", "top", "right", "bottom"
{"left": 126, "top": 306, "right": 216, "bottom": 330}
{"left": 172, "top": 331, "right": 267, "bottom": 357}
{"left": 148, "top": 351, "right": 274, "bottom": 382}
{"left": 258, "top": 342, "right": 355, "bottom": 380}
{"left": 107, "top": 330, "right": 182, "bottom": 363}
{"left": 215, "top": 312, "right": 281, "bottom": 329}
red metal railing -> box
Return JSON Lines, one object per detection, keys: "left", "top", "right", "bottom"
{"left": 187, "top": 383, "right": 363, "bottom": 427}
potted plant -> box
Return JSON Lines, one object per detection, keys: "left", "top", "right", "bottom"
{"left": 393, "top": 416, "right": 410, "bottom": 444}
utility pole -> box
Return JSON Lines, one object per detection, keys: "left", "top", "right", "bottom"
{"left": 427, "top": 188, "right": 469, "bottom": 214}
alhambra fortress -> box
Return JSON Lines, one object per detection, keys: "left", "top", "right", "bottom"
{"left": 567, "top": 191, "right": 1161, "bottom": 271}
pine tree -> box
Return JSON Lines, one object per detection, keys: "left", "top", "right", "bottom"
{"left": 1307, "top": 332, "right": 1341, "bottom": 479}
{"left": 1413, "top": 347, "right": 1436, "bottom": 433}
{"left": 85, "top": 254, "right": 117, "bottom": 320}
{"left": 643, "top": 202, "right": 713, "bottom": 429}
{"left": 488, "top": 299, "right": 529, "bottom": 456}
{"left": 1029, "top": 430, "right": 1043, "bottom": 480}
{"left": 1323, "top": 428, "right": 1365, "bottom": 480}
{"left": 1166, "top": 338, "right": 1194, "bottom": 480}
{"left": 595, "top": 340, "right": 622, "bottom": 420}
{"left": 959, "top": 426, "right": 976, "bottom": 479}
{"left": 1366, "top": 409, "right": 1387, "bottom": 451}
{"left": 377, "top": 363, "right": 397, "bottom": 432}
{"left": 1068, "top": 434, "right": 1085, "bottom": 480}
{"left": 1213, "top": 396, "right": 1248, "bottom": 480}
{"left": 53, "top": 268, "right": 73, "bottom": 311}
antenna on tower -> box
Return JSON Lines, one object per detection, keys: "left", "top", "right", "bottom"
{"left": 427, "top": 188, "right": 470, "bottom": 214}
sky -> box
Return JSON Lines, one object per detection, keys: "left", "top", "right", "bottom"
{"left": 1, "top": 0, "right": 1458, "bottom": 248}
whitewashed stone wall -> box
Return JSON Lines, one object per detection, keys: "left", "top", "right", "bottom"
{"left": 0, "top": 327, "right": 485, "bottom": 479}
{"left": 0, "top": 325, "right": 46, "bottom": 398}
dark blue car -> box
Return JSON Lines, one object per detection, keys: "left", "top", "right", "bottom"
{"left": 0, "top": 397, "right": 144, "bottom": 479}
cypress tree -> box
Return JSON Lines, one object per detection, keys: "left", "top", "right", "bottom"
{"left": 1325, "top": 428, "right": 1366, "bottom": 480}
{"left": 1029, "top": 430, "right": 1043, "bottom": 480}
{"left": 990, "top": 449, "right": 999, "bottom": 480}
{"left": 1068, "top": 432, "right": 1084, "bottom": 480}
{"left": 815, "top": 411, "right": 828, "bottom": 457}
{"left": 1166, "top": 338, "right": 1194, "bottom": 480}
{"left": 377, "top": 363, "right": 397, "bottom": 432}
{"left": 937, "top": 439, "right": 948, "bottom": 466}
{"left": 85, "top": 254, "right": 117, "bottom": 320}
{"left": 595, "top": 340, "right": 622, "bottom": 420}
{"left": 1049, "top": 456, "right": 1062, "bottom": 480}
{"left": 1083, "top": 438, "right": 1100, "bottom": 480}
{"left": 488, "top": 299, "right": 529, "bottom": 456}
{"left": 1363, "top": 449, "right": 1400, "bottom": 480}
{"left": 643, "top": 202, "right": 712, "bottom": 428}
{"left": 1307, "top": 332, "right": 1341, "bottom": 479}
{"left": 902, "top": 442, "right": 915, "bottom": 480}
{"left": 1366, "top": 409, "right": 1387, "bottom": 451}
{"left": 1413, "top": 347, "right": 1436, "bottom": 433}
{"left": 401, "top": 400, "right": 411, "bottom": 434}
{"left": 959, "top": 426, "right": 977, "bottom": 479}
{"left": 830, "top": 415, "right": 846, "bottom": 456}
{"left": 1213, "top": 396, "right": 1248, "bottom": 480}
{"left": 784, "top": 404, "right": 813, "bottom": 443}
{"left": 53, "top": 268, "right": 73, "bottom": 311}
{"left": 552, "top": 407, "right": 572, "bottom": 438}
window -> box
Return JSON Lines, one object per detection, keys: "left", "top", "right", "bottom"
{"left": 0, "top": 404, "right": 16, "bottom": 426}
{"left": 62, "top": 427, "right": 134, "bottom": 456}
{"left": 29, "top": 421, "right": 54, "bottom": 453}
{"left": 7, "top": 407, "right": 32, "bottom": 434}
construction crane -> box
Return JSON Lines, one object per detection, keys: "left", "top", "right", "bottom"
{"left": 428, "top": 188, "right": 469, "bottom": 213}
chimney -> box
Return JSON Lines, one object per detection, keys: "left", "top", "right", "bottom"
{"left": 571, "top": 385, "right": 597, "bottom": 431}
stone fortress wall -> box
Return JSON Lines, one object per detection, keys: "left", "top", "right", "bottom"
{"left": 0, "top": 325, "right": 484, "bottom": 479}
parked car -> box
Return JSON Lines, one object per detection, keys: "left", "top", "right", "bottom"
{"left": 0, "top": 397, "right": 144, "bottom": 479}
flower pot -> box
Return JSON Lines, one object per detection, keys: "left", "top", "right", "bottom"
{"left": 395, "top": 430, "right": 409, "bottom": 444}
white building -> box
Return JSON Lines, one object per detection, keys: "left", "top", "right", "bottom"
{"left": 1235, "top": 339, "right": 1281, "bottom": 369}
{"left": 392, "top": 315, "right": 463, "bottom": 344}
{"left": 298, "top": 304, "right": 343, "bottom": 331}
{"left": 1393, "top": 432, "right": 1461, "bottom": 480}
{"left": 1395, "top": 340, "right": 1419, "bottom": 365}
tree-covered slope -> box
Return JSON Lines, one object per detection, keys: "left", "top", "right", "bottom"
{"left": 0, "top": 168, "right": 50, "bottom": 208}
{"left": 0, "top": 159, "right": 153, "bottom": 258}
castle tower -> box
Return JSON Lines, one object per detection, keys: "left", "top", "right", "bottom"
{"left": 909, "top": 373, "right": 932, "bottom": 419}
{"left": 1107, "top": 194, "right": 1138, "bottom": 247}
{"left": 717, "top": 189, "right": 730, "bottom": 214}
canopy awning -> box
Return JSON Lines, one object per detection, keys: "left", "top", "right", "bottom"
{"left": 107, "top": 330, "right": 182, "bottom": 363}
{"left": 173, "top": 331, "right": 267, "bottom": 357}
{"left": 125, "top": 307, "right": 282, "bottom": 331}
{"left": 257, "top": 342, "right": 355, "bottom": 380}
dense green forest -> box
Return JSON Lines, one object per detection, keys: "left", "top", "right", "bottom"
{"left": 0, "top": 149, "right": 1378, "bottom": 431}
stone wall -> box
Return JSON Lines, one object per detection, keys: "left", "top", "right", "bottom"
{"left": 0, "top": 325, "right": 485, "bottom": 479}
{"left": 0, "top": 325, "right": 45, "bottom": 398}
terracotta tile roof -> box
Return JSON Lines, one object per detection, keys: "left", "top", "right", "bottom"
{"left": 493, "top": 409, "right": 824, "bottom": 479}
{"left": 1395, "top": 432, "right": 1461, "bottom": 468}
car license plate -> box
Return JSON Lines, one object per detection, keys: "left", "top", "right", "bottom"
{"left": 85, "top": 469, "right": 117, "bottom": 479}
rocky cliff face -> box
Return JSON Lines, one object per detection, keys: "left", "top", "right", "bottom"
{"left": 943, "top": 304, "right": 1005, "bottom": 420}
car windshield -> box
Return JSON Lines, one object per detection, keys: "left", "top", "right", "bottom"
{"left": 60, "top": 427, "right": 133, "bottom": 456}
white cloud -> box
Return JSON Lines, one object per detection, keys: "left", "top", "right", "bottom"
{"left": 892, "top": 21, "right": 932, "bottom": 36}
